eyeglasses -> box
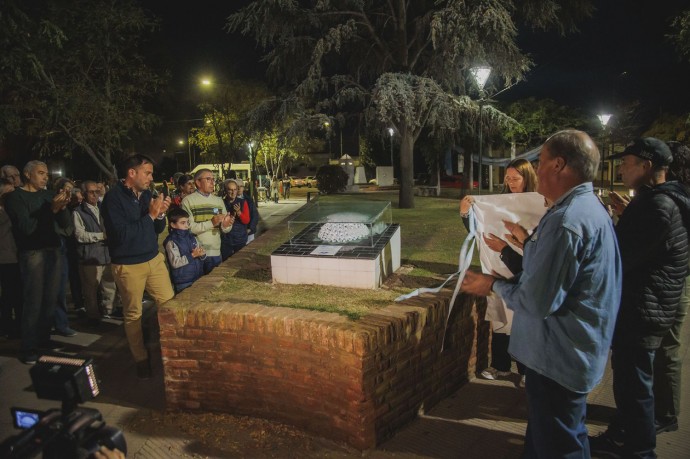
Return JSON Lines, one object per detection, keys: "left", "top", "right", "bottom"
{"left": 86, "top": 190, "right": 99, "bottom": 194}
{"left": 504, "top": 176, "right": 523, "bottom": 183}
{"left": 199, "top": 177, "right": 215, "bottom": 181}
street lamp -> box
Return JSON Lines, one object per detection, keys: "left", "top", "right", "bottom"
{"left": 597, "top": 113, "right": 612, "bottom": 193}
{"left": 470, "top": 65, "right": 491, "bottom": 194}
{"left": 387, "top": 127, "right": 394, "bottom": 176}
{"left": 324, "top": 121, "right": 332, "bottom": 158}
{"left": 247, "top": 141, "right": 258, "bottom": 204}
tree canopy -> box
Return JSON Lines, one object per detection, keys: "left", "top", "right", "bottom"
{"left": 228, "top": 0, "right": 593, "bottom": 207}
{"left": 0, "top": 0, "right": 163, "bottom": 179}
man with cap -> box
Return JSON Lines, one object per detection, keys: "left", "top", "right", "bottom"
{"left": 591, "top": 138, "right": 690, "bottom": 458}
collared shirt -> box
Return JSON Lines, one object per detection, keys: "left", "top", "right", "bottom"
{"left": 73, "top": 202, "right": 105, "bottom": 243}
{"left": 493, "top": 182, "right": 622, "bottom": 393}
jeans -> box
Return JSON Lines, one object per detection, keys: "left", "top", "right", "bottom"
{"left": 202, "top": 255, "right": 221, "bottom": 275}
{"left": 18, "top": 248, "right": 61, "bottom": 358}
{"left": 0, "top": 262, "right": 22, "bottom": 337}
{"left": 653, "top": 274, "right": 690, "bottom": 425}
{"left": 522, "top": 367, "right": 590, "bottom": 459}
{"left": 53, "top": 239, "right": 72, "bottom": 333}
{"left": 610, "top": 346, "right": 657, "bottom": 458}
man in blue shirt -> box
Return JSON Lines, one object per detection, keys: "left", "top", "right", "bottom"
{"left": 462, "top": 130, "right": 622, "bottom": 458}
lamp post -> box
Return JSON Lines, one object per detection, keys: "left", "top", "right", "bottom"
{"left": 470, "top": 66, "right": 491, "bottom": 194}
{"left": 324, "top": 121, "right": 332, "bottom": 159}
{"left": 387, "top": 127, "right": 394, "bottom": 177}
{"left": 597, "top": 113, "right": 612, "bottom": 193}
{"left": 247, "top": 141, "right": 258, "bottom": 204}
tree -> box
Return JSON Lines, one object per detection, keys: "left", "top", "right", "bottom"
{"left": 193, "top": 79, "right": 270, "bottom": 166}
{"left": 669, "top": 8, "right": 690, "bottom": 61}
{"left": 228, "top": 0, "right": 593, "bottom": 208}
{"left": 0, "top": 0, "right": 163, "bottom": 179}
{"left": 503, "top": 98, "right": 593, "bottom": 148}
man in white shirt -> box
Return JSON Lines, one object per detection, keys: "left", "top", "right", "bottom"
{"left": 73, "top": 180, "right": 118, "bottom": 325}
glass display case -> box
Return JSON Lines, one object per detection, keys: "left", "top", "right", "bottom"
{"left": 287, "top": 201, "right": 392, "bottom": 248}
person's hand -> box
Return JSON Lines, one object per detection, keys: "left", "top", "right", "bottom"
{"left": 159, "top": 196, "right": 172, "bottom": 215}
{"left": 461, "top": 270, "right": 495, "bottom": 296}
{"left": 51, "top": 189, "right": 70, "bottom": 213}
{"left": 148, "top": 195, "right": 165, "bottom": 219}
{"left": 459, "top": 196, "right": 474, "bottom": 216}
{"left": 192, "top": 246, "right": 205, "bottom": 258}
{"left": 221, "top": 213, "right": 235, "bottom": 229}
{"left": 503, "top": 220, "right": 529, "bottom": 246}
{"left": 92, "top": 445, "right": 126, "bottom": 459}
{"left": 233, "top": 203, "right": 241, "bottom": 216}
{"left": 609, "top": 191, "right": 630, "bottom": 216}
{"left": 483, "top": 233, "right": 508, "bottom": 253}
{"left": 211, "top": 213, "right": 224, "bottom": 227}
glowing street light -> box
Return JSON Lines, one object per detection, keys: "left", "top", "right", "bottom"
{"left": 387, "top": 127, "right": 395, "bottom": 174}
{"left": 598, "top": 113, "right": 613, "bottom": 191}
{"left": 323, "top": 121, "right": 332, "bottom": 158}
{"left": 470, "top": 66, "right": 492, "bottom": 194}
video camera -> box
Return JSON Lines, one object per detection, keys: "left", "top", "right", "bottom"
{"left": 0, "top": 355, "right": 127, "bottom": 458}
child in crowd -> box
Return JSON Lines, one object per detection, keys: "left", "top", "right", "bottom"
{"left": 163, "top": 207, "right": 205, "bottom": 293}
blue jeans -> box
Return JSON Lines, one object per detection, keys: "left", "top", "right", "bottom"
{"left": 610, "top": 347, "right": 657, "bottom": 458}
{"left": 18, "top": 248, "right": 62, "bottom": 357}
{"left": 522, "top": 367, "right": 590, "bottom": 458}
{"left": 202, "top": 255, "right": 221, "bottom": 275}
{"left": 53, "top": 238, "right": 72, "bottom": 333}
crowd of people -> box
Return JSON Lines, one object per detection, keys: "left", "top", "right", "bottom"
{"left": 461, "top": 131, "right": 690, "bottom": 458}
{"left": 2, "top": 131, "right": 689, "bottom": 457}
{"left": 0, "top": 157, "right": 259, "bottom": 381}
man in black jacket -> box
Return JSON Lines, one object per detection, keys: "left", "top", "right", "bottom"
{"left": 592, "top": 138, "right": 690, "bottom": 458}
{"left": 102, "top": 154, "right": 174, "bottom": 379}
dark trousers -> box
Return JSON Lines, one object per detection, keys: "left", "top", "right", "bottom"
{"left": 54, "top": 240, "right": 72, "bottom": 333}
{"left": 18, "top": 248, "right": 61, "bottom": 358}
{"left": 202, "top": 255, "right": 221, "bottom": 275}
{"left": 522, "top": 367, "right": 590, "bottom": 459}
{"left": 0, "top": 262, "right": 22, "bottom": 337}
{"left": 654, "top": 275, "right": 689, "bottom": 425}
{"left": 610, "top": 346, "right": 657, "bottom": 458}
{"left": 491, "top": 332, "right": 526, "bottom": 374}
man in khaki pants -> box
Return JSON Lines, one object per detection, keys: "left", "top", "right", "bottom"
{"left": 102, "top": 154, "right": 174, "bottom": 379}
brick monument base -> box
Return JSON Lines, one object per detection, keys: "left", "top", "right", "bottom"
{"left": 159, "top": 251, "right": 489, "bottom": 450}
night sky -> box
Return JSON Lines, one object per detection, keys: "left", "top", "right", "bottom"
{"left": 140, "top": 0, "right": 689, "bottom": 139}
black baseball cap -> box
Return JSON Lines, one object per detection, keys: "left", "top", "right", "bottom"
{"left": 608, "top": 137, "right": 673, "bottom": 166}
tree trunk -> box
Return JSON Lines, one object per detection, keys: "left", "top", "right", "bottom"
{"left": 398, "top": 130, "right": 415, "bottom": 208}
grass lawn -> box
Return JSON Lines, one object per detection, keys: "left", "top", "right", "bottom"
{"left": 203, "top": 192, "right": 475, "bottom": 320}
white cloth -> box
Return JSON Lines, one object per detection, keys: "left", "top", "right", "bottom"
{"left": 471, "top": 192, "right": 548, "bottom": 332}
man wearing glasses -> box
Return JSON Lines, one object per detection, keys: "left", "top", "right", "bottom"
{"left": 181, "top": 169, "right": 234, "bottom": 274}
{"left": 73, "top": 180, "right": 119, "bottom": 325}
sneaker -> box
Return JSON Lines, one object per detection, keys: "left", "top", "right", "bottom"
{"left": 136, "top": 359, "right": 152, "bottom": 380}
{"left": 21, "top": 354, "right": 38, "bottom": 365}
{"left": 480, "top": 367, "right": 512, "bottom": 380}
{"left": 589, "top": 431, "right": 623, "bottom": 458}
{"left": 655, "top": 418, "right": 679, "bottom": 434}
{"left": 54, "top": 327, "right": 77, "bottom": 337}
{"left": 519, "top": 375, "right": 526, "bottom": 388}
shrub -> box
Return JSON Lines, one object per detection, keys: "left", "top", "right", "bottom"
{"left": 315, "top": 165, "right": 348, "bottom": 194}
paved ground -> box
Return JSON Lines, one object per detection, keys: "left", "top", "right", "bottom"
{"left": 1, "top": 190, "right": 690, "bottom": 458}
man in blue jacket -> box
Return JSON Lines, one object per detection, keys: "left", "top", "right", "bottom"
{"left": 102, "top": 154, "right": 174, "bottom": 379}
{"left": 462, "top": 130, "right": 622, "bottom": 458}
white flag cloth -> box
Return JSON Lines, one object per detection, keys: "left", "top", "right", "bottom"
{"left": 472, "top": 192, "right": 548, "bottom": 332}
{"left": 396, "top": 192, "right": 548, "bottom": 348}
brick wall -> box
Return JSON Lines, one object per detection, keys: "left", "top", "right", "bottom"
{"left": 159, "top": 265, "right": 489, "bottom": 450}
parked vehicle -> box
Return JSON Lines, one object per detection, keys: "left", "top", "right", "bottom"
{"left": 290, "top": 177, "right": 306, "bottom": 187}
{"left": 305, "top": 176, "right": 318, "bottom": 187}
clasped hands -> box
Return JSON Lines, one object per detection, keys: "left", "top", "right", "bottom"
{"left": 483, "top": 220, "right": 529, "bottom": 252}
{"left": 148, "top": 195, "right": 172, "bottom": 220}
{"left": 211, "top": 212, "right": 234, "bottom": 229}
